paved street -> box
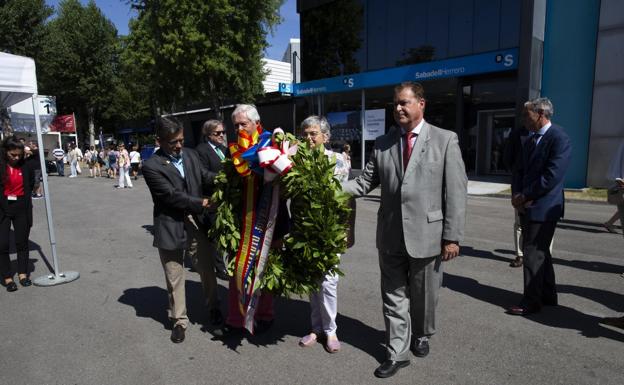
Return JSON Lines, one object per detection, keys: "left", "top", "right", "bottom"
{"left": 1, "top": 174, "right": 623, "bottom": 385}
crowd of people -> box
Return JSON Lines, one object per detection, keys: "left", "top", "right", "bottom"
{"left": 50, "top": 141, "right": 143, "bottom": 189}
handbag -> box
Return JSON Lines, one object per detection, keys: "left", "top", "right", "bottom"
{"left": 607, "top": 184, "right": 624, "bottom": 205}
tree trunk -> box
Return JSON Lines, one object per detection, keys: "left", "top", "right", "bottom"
{"left": 88, "top": 107, "right": 95, "bottom": 146}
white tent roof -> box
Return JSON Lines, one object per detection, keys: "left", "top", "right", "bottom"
{"left": 0, "top": 52, "right": 38, "bottom": 108}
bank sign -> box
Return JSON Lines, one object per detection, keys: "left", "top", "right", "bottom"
{"left": 282, "top": 48, "right": 517, "bottom": 97}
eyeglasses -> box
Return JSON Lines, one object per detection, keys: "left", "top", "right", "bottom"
{"left": 211, "top": 131, "right": 225, "bottom": 136}
{"left": 167, "top": 139, "right": 184, "bottom": 145}
{"left": 302, "top": 131, "right": 321, "bottom": 139}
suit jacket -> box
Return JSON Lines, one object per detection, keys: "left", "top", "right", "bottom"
{"left": 0, "top": 160, "right": 35, "bottom": 227}
{"left": 195, "top": 141, "right": 229, "bottom": 227}
{"left": 142, "top": 148, "right": 216, "bottom": 251}
{"left": 195, "top": 142, "right": 228, "bottom": 174}
{"left": 511, "top": 123, "right": 571, "bottom": 222}
{"left": 343, "top": 122, "right": 467, "bottom": 259}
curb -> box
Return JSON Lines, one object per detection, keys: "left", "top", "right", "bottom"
{"left": 468, "top": 192, "right": 610, "bottom": 205}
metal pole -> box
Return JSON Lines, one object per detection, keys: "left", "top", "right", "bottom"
{"left": 31, "top": 95, "right": 79, "bottom": 286}
{"left": 361, "top": 89, "right": 366, "bottom": 170}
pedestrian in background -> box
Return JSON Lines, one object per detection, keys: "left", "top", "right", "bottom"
{"left": 116, "top": 143, "right": 133, "bottom": 189}
{"left": 27, "top": 141, "right": 43, "bottom": 198}
{"left": 85, "top": 146, "right": 99, "bottom": 178}
{"left": 0, "top": 136, "right": 35, "bottom": 292}
{"left": 52, "top": 144, "right": 65, "bottom": 177}
{"left": 68, "top": 143, "right": 79, "bottom": 178}
{"left": 129, "top": 144, "right": 141, "bottom": 180}
{"left": 108, "top": 144, "right": 118, "bottom": 179}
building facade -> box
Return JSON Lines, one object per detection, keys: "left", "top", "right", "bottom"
{"left": 288, "top": 0, "right": 623, "bottom": 188}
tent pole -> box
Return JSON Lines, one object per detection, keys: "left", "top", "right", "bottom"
{"left": 31, "top": 95, "right": 79, "bottom": 286}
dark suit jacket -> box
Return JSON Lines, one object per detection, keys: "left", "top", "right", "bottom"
{"left": 195, "top": 141, "right": 229, "bottom": 227}
{"left": 142, "top": 148, "right": 216, "bottom": 250}
{"left": 0, "top": 160, "right": 35, "bottom": 227}
{"left": 512, "top": 123, "right": 571, "bottom": 222}
{"left": 195, "top": 142, "right": 228, "bottom": 174}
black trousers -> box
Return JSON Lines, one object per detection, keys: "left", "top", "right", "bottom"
{"left": 0, "top": 197, "right": 31, "bottom": 278}
{"left": 521, "top": 217, "right": 558, "bottom": 307}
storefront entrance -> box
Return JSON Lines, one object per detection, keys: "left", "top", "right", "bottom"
{"left": 474, "top": 109, "right": 515, "bottom": 175}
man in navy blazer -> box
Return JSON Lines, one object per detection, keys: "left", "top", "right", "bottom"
{"left": 194, "top": 119, "right": 230, "bottom": 280}
{"left": 142, "top": 117, "right": 219, "bottom": 343}
{"left": 508, "top": 97, "right": 571, "bottom": 316}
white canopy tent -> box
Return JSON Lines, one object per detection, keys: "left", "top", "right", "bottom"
{"left": 0, "top": 52, "right": 78, "bottom": 286}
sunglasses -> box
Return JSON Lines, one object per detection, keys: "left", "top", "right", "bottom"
{"left": 211, "top": 131, "right": 225, "bottom": 136}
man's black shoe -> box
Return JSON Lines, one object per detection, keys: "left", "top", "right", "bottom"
{"left": 254, "top": 319, "right": 273, "bottom": 334}
{"left": 411, "top": 339, "right": 429, "bottom": 357}
{"left": 209, "top": 308, "right": 224, "bottom": 325}
{"left": 214, "top": 324, "right": 245, "bottom": 338}
{"left": 170, "top": 325, "right": 185, "bottom": 343}
{"left": 373, "top": 360, "right": 410, "bottom": 378}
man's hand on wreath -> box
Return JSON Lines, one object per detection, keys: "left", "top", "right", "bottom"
{"left": 441, "top": 240, "right": 460, "bottom": 261}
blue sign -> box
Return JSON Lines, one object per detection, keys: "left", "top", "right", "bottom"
{"left": 287, "top": 48, "right": 518, "bottom": 96}
{"left": 278, "top": 82, "right": 293, "bottom": 94}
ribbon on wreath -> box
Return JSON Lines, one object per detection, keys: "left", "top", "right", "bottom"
{"left": 229, "top": 127, "right": 297, "bottom": 333}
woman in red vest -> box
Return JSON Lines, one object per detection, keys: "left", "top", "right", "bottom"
{"left": 0, "top": 136, "right": 35, "bottom": 292}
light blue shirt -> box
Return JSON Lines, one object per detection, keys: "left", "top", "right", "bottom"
{"left": 167, "top": 152, "right": 185, "bottom": 178}
{"left": 533, "top": 122, "right": 552, "bottom": 145}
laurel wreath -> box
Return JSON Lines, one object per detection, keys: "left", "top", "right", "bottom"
{"left": 208, "top": 133, "right": 351, "bottom": 296}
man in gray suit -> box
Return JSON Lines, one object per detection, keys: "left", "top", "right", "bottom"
{"left": 343, "top": 82, "right": 467, "bottom": 378}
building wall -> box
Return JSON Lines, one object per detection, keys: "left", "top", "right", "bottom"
{"left": 541, "top": 0, "right": 600, "bottom": 188}
{"left": 587, "top": 0, "right": 624, "bottom": 187}
{"left": 262, "top": 59, "right": 293, "bottom": 93}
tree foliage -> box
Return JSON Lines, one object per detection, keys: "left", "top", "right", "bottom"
{"left": 125, "top": 0, "right": 284, "bottom": 114}
{"left": 38, "top": 0, "right": 119, "bottom": 141}
{"left": 0, "top": 0, "right": 53, "bottom": 59}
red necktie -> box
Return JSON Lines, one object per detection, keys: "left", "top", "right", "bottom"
{"left": 403, "top": 131, "right": 416, "bottom": 170}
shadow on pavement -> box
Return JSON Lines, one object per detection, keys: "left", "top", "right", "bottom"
{"left": 6, "top": 231, "right": 53, "bottom": 275}
{"left": 118, "top": 281, "right": 386, "bottom": 360}
{"left": 465, "top": 246, "right": 624, "bottom": 275}
{"left": 443, "top": 273, "right": 624, "bottom": 342}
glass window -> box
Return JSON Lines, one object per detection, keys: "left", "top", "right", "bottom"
{"left": 426, "top": 0, "right": 450, "bottom": 59}
{"left": 449, "top": 0, "right": 474, "bottom": 57}
{"left": 500, "top": 0, "right": 521, "bottom": 48}
{"left": 323, "top": 90, "right": 363, "bottom": 168}
{"left": 473, "top": 0, "right": 501, "bottom": 52}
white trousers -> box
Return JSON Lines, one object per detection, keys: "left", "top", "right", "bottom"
{"left": 118, "top": 166, "right": 133, "bottom": 188}
{"left": 309, "top": 271, "right": 339, "bottom": 336}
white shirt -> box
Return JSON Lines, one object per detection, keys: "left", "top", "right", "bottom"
{"left": 129, "top": 151, "right": 141, "bottom": 163}
{"left": 401, "top": 119, "right": 425, "bottom": 153}
{"left": 533, "top": 121, "right": 552, "bottom": 146}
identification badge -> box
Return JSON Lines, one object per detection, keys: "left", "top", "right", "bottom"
{"left": 7, "top": 195, "right": 17, "bottom": 201}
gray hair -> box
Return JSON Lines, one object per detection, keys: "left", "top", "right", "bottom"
{"left": 202, "top": 119, "right": 223, "bottom": 137}
{"left": 301, "top": 115, "right": 331, "bottom": 140}
{"left": 524, "top": 97, "right": 554, "bottom": 119}
{"left": 232, "top": 104, "right": 261, "bottom": 123}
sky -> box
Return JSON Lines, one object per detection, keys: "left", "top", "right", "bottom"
{"left": 44, "top": 0, "right": 300, "bottom": 61}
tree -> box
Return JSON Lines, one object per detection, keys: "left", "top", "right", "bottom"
{"left": 0, "top": 0, "right": 53, "bottom": 58}
{"left": 0, "top": 0, "right": 53, "bottom": 136}
{"left": 39, "top": 0, "right": 119, "bottom": 145}
{"left": 300, "top": 0, "right": 363, "bottom": 81}
{"left": 125, "top": 0, "right": 284, "bottom": 117}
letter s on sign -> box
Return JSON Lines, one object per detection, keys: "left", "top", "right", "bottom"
{"left": 504, "top": 54, "right": 513, "bottom": 67}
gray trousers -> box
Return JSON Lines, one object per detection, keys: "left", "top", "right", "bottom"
{"left": 379, "top": 252, "right": 443, "bottom": 361}
{"left": 158, "top": 215, "right": 218, "bottom": 328}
